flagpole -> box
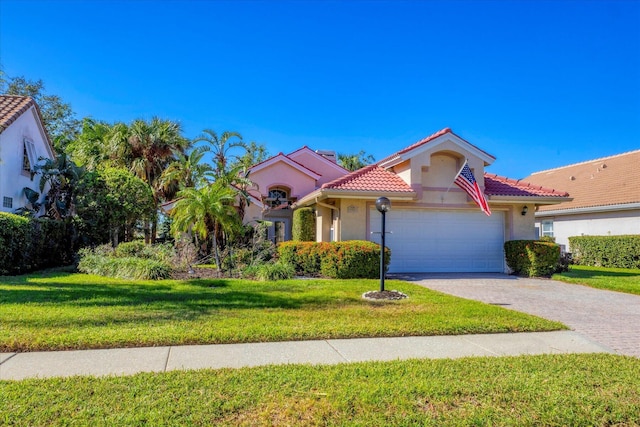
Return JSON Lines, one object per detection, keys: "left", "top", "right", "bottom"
{"left": 443, "top": 158, "right": 469, "bottom": 196}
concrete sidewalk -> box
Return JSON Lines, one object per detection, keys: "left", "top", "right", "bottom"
{"left": 0, "top": 331, "right": 612, "bottom": 381}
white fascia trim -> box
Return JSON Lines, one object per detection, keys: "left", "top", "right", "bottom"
{"left": 535, "top": 202, "right": 640, "bottom": 217}
{"left": 489, "top": 196, "right": 573, "bottom": 204}
{"left": 295, "top": 189, "right": 416, "bottom": 207}
{"left": 379, "top": 134, "right": 495, "bottom": 169}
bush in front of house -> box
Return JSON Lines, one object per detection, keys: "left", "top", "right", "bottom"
{"left": 246, "top": 261, "right": 295, "bottom": 281}
{"left": 504, "top": 240, "right": 561, "bottom": 277}
{"left": 77, "top": 243, "right": 174, "bottom": 280}
{"left": 278, "top": 240, "right": 390, "bottom": 279}
{"left": 292, "top": 208, "right": 315, "bottom": 241}
{"left": 0, "top": 212, "right": 75, "bottom": 275}
{"left": 568, "top": 235, "right": 640, "bottom": 269}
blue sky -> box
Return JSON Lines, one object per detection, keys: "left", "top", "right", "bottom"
{"left": 1, "top": 0, "right": 639, "bottom": 179}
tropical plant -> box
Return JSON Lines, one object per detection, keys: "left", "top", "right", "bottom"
{"left": 33, "top": 153, "right": 85, "bottom": 219}
{"left": 337, "top": 150, "right": 375, "bottom": 171}
{"left": 194, "top": 129, "right": 246, "bottom": 179}
{"left": 170, "top": 183, "right": 241, "bottom": 270}
{"left": 160, "top": 145, "right": 213, "bottom": 191}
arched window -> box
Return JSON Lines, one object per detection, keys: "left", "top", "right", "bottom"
{"left": 267, "top": 188, "right": 289, "bottom": 208}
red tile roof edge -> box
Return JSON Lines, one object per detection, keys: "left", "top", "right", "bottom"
{"left": 321, "top": 164, "right": 414, "bottom": 192}
{"left": 0, "top": 95, "right": 35, "bottom": 132}
{"left": 484, "top": 173, "right": 570, "bottom": 197}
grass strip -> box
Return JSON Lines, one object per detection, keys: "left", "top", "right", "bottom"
{"left": 0, "top": 272, "right": 564, "bottom": 352}
{"left": 1, "top": 354, "right": 638, "bottom": 426}
{"left": 553, "top": 265, "right": 640, "bottom": 295}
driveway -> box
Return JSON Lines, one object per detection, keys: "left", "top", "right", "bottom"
{"left": 396, "top": 273, "right": 640, "bottom": 357}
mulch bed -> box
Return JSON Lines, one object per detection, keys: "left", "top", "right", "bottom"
{"left": 362, "top": 290, "right": 408, "bottom": 301}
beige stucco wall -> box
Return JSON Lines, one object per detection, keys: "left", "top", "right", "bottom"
{"left": 336, "top": 199, "right": 368, "bottom": 241}
{"left": 288, "top": 150, "right": 346, "bottom": 185}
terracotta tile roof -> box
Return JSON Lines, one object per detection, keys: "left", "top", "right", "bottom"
{"left": 378, "top": 127, "right": 495, "bottom": 165}
{"left": 0, "top": 95, "right": 35, "bottom": 133}
{"left": 523, "top": 150, "right": 640, "bottom": 211}
{"left": 321, "top": 164, "right": 414, "bottom": 193}
{"left": 484, "top": 174, "right": 570, "bottom": 198}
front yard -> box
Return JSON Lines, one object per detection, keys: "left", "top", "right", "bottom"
{"left": 0, "top": 271, "right": 564, "bottom": 352}
{"left": 553, "top": 265, "right": 640, "bottom": 295}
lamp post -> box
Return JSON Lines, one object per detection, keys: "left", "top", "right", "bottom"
{"left": 375, "top": 196, "right": 391, "bottom": 292}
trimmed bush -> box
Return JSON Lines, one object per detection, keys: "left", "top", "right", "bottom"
{"left": 504, "top": 240, "right": 561, "bottom": 277}
{"left": 0, "top": 212, "right": 74, "bottom": 275}
{"left": 278, "top": 240, "right": 390, "bottom": 279}
{"left": 569, "top": 235, "right": 640, "bottom": 269}
{"left": 292, "top": 208, "right": 315, "bottom": 241}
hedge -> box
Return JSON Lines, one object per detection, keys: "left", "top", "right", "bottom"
{"left": 278, "top": 240, "right": 390, "bottom": 279}
{"left": 504, "top": 240, "right": 560, "bottom": 277}
{"left": 292, "top": 207, "right": 315, "bottom": 241}
{"left": 569, "top": 235, "right": 640, "bottom": 269}
{"left": 0, "top": 212, "right": 74, "bottom": 275}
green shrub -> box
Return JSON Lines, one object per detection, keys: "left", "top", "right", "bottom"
{"left": 569, "top": 235, "right": 640, "bottom": 269}
{"left": 78, "top": 249, "right": 171, "bottom": 280}
{"left": 504, "top": 240, "right": 561, "bottom": 277}
{"left": 292, "top": 208, "right": 315, "bottom": 241}
{"left": 253, "top": 261, "right": 295, "bottom": 281}
{"left": 0, "top": 212, "right": 30, "bottom": 275}
{"left": 0, "top": 213, "right": 74, "bottom": 275}
{"left": 278, "top": 240, "right": 390, "bottom": 279}
{"left": 114, "top": 241, "right": 147, "bottom": 258}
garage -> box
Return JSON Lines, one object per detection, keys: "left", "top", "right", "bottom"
{"left": 369, "top": 208, "right": 505, "bottom": 273}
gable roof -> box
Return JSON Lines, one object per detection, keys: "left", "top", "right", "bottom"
{"left": 287, "top": 146, "right": 350, "bottom": 175}
{"left": 248, "top": 152, "right": 322, "bottom": 180}
{"left": 524, "top": 150, "right": 640, "bottom": 212}
{"left": 321, "top": 164, "right": 414, "bottom": 193}
{"left": 378, "top": 127, "right": 496, "bottom": 168}
{"left": 0, "top": 94, "right": 55, "bottom": 154}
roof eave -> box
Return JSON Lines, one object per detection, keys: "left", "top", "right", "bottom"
{"left": 535, "top": 202, "right": 640, "bottom": 217}
{"left": 488, "top": 195, "right": 573, "bottom": 205}
{"left": 294, "top": 189, "right": 417, "bottom": 208}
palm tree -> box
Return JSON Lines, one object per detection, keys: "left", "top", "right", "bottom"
{"left": 160, "top": 146, "right": 213, "bottom": 191}
{"left": 337, "top": 150, "right": 376, "bottom": 171}
{"left": 194, "top": 129, "right": 245, "bottom": 179}
{"left": 170, "top": 183, "right": 240, "bottom": 269}
{"left": 35, "top": 153, "right": 85, "bottom": 219}
{"left": 123, "top": 118, "right": 190, "bottom": 242}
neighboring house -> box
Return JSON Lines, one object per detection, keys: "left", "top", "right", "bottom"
{"left": 523, "top": 150, "right": 640, "bottom": 252}
{"left": 0, "top": 95, "right": 55, "bottom": 215}
{"left": 244, "top": 146, "right": 349, "bottom": 242}
{"left": 249, "top": 128, "right": 570, "bottom": 273}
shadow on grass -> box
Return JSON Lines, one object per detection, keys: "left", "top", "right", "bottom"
{"left": 0, "top": 273, "right": 350, "bottom": 316}
{"left": 559, "top": 267, "right": 640, "bottom": 279}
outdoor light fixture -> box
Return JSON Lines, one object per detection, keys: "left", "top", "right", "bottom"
{"left": 375, "top": 197, "right": 391, "bottom": 292}
{"left": 521, "top": 205, "right": 528, "bottom": 216}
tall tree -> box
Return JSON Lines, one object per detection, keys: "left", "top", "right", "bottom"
{"left": 337, "top": 150, "right": 376, "bottom": 171}
{"left": 122, "top": 118, "right": 190, "bottom": 243}
{"left": 1, "top": 73, "right": 81, "bottom": 152}
{"left": 194, "top": 129, "right": 245, "bottom": 179}
{"left": 160, "top": 146, "right": 213, "bottom": 191}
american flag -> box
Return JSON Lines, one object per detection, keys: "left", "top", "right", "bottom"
{"left": 454, "top": 160, "right": 491, "bottom": 216}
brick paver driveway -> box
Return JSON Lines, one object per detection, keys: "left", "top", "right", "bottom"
{"left": 397, "top": 273, "right": 640, "bottom": 357}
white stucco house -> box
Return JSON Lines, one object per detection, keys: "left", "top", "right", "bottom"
{"left": 524, "top": 150, "right": 640, "bottom": 252}
{"left": 0, "top": 95, "right": 55, "bottom": 214}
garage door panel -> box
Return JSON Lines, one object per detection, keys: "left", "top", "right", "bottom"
{"left": 370, "top": 209, "right": 505, "bottom": 273}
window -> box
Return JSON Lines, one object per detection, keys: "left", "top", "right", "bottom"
{"left": 541, "top": 220, "right": 554, "bottom": 237}
{"left": 267, "top": 188, "right": 289, "bottom": 208}
{"left": 3, "top": 197, "right": 13, "bottom": 209}
{"left": 23, "top": 139, "right": 37, "bottom": 172}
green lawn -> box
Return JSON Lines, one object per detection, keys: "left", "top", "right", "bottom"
{"left": 0, "top": 271, "right": 564, "bottom": 352}
{"left": 553, "top": 265, "right": 640, "bottom": 295}
{"left": 2, "top": 354, "right": 638, "bottom": 426}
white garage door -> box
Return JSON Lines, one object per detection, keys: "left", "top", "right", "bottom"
{"left": 369, "top": 209, "right": 505, "bottom": 273}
